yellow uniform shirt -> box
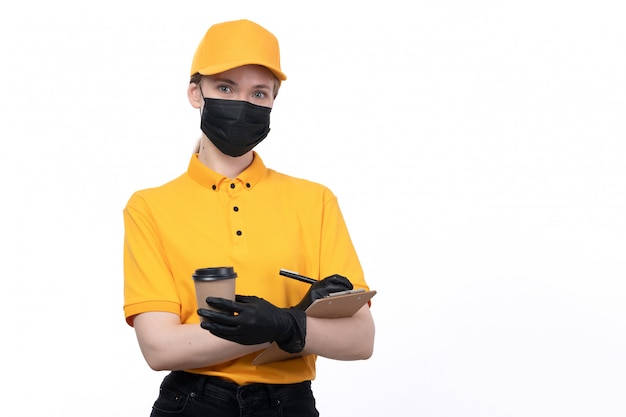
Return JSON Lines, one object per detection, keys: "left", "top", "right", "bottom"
{"left": 123, "top": 152, "right": 368, "bottom": 385}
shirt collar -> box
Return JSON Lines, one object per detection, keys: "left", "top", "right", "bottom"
{"left": 187, "top": 151, "right": 267, "bottom": 191}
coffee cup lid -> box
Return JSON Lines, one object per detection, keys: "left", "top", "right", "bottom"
{"left": 192, "top": 266, "right": 237, "bottom": 281}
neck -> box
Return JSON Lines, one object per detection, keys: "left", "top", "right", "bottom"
{"left": 197, "top": 136, "right": 254, "bottom": 179}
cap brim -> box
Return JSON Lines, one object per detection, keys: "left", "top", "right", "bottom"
{"left": 197, "top": 60, "right": 287, "bottom": 81}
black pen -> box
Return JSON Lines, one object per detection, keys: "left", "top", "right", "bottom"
{"left": 279, "top": 269, "right": 317, "bottom": 284}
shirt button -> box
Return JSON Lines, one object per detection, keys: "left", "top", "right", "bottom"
{"left": 233, "top": 206, "right": 239, "bottom": 212}
{"left": 230, "top": 183, "right": 235, "bottom": 189}
{"left": 246, "top": 183, "right": 251, "bottom": 188}
{"left": 212, "top": 185, "right": 216, "bottom": 190}
{"left": 236, "top": 230, "right": 242, "bottom": 236}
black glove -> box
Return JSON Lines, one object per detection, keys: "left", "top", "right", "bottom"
{"left": 295, "top": 274, "right": 354, "bottom": 311}
{"left": 198, "top": 295, "right": 307, "bottom": 353}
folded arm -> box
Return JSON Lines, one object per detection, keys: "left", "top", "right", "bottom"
{"left": 304, "top": 304, "right": 375, "bottom": 360}
{"left": 198, "top": 274, "right": 376, "bottom": 361}
{"left": 132, "top": 312, "right": 269, "bottom": 371}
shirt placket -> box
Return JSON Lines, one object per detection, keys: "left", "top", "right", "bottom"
{"left": 226, "top": 179, "right": 246, "bottom": 247}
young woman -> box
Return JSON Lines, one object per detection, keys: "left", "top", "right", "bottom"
{"left": 123, "top": 19, "right": 375, "bottom": 417}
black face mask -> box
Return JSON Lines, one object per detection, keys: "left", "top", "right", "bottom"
{"left": 200, "top": 98, "right": 271, "bottom": 157}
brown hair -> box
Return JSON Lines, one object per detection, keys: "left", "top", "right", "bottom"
{"left": 190, "top": 72, "right": 203, "bottom": 85}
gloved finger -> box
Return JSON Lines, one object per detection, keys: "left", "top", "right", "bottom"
{"left": 322, "top": 274, "right": 353, "bottom": 290}
{"left": 321, "top": 282, "right": 352, "bottom": 293}
{"left": 234, "top": 295, "right": 262, "bottom": 304}
{"left": 197, "top": 308, "right": 239, "bottom": 326}
{"left": 200, "top": 321, "right": 242, "bottom": 337}
{"left": 205, "top": 297, "right": 242, "bottom": 313}
{"left": 197, "top": 307, "right": 227, "bottom": 319}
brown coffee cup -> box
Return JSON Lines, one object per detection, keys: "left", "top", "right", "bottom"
{"left": 193, "top": 267, "right": 237, "bottom": 316}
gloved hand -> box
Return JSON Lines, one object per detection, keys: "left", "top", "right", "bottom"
{"left": 295, "top": 274, "right": 353, "bottom": 311}
{"left": 198, "top": 295, "right": 307, "bottom": 353}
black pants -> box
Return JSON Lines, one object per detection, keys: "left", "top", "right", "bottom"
{"left": 150, "top": 371, "right": 319, "bottom": 417}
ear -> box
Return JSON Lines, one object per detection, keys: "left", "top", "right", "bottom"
{"left": 188, "top": 82, "right": 203, "bottom": 109}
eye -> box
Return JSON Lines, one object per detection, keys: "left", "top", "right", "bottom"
{"left": 218, "top": 85, "right": 232, "bottom": 93}
{"left": 253, "top": 91, "right": 267, "bottom": 99}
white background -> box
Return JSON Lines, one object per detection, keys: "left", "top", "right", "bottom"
{"left": 1, "top": 1, "right": 625, "bottom": 416}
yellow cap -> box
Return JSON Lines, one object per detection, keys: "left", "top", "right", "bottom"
{"left": 190, "top": 19, "right": 286, "bottom": 81}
